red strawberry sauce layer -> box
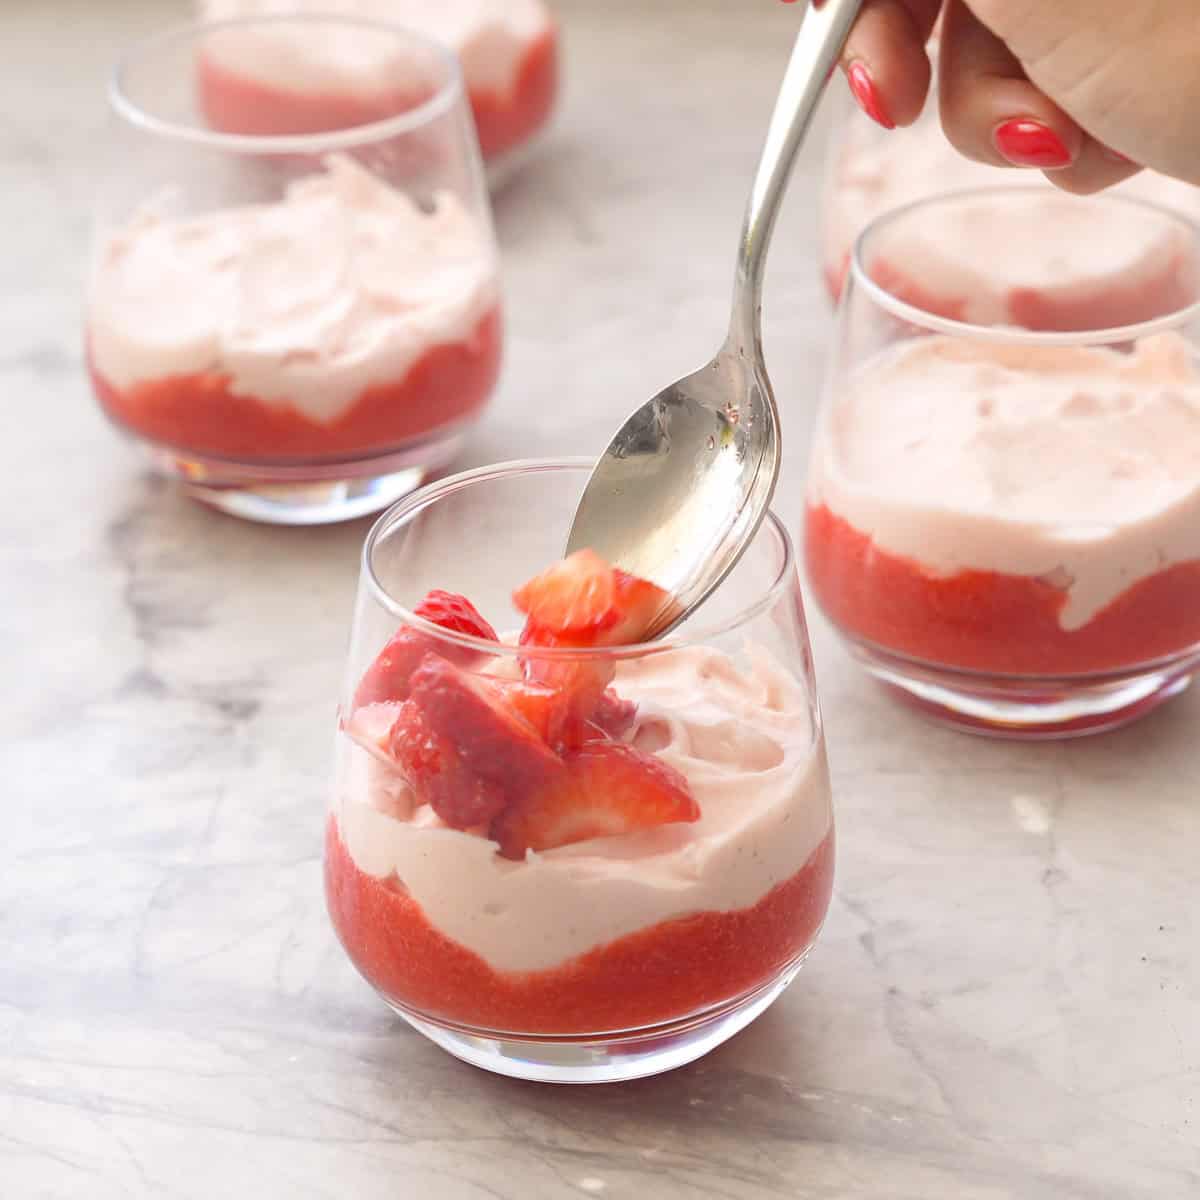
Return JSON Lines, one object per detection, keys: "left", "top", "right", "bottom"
{"left": 470, "top": 26, "right": 558, "bottom": 161}
{"left": 196, "top": 28, "right": 557, "bottom": 162}
{"left": 325, "top": 814, "right": 835, "bottom": 1035}
{"left": 88, "top": 308, "right": 501, "bottom": 461}
{"left": 806, "top": 503, "right": 1200, "bottom": 676}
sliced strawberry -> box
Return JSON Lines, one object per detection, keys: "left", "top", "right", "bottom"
{"left": 408, "top": 655, "right": 564, "bottom": 793}
{"left": 414, "top": 590, "right": 499, "bottom": 643}
{"left": 517, "top": 557, "right": 673, "bottom": 651}
{"left": 513, "top": 549, "right": 619, "bottom": 638}
{"left": 387, "top": 699, "right": 507, "bottom": 830}
{"left": 489, "top": 741, "right": 699, "bottom": 859}
{"left": 497, "top": 679, "right": 561, "bottom": 743}
{"left": 484, "top": 676, "right": 634, "bottom": 749}
{"left": 521, "top": 656, "right": 615, "bottom": 744}
{"left": 608, "top": 569, "right": 675, "bottom": 645}
{"left": 352, "top": 590, "right": 498, "bottom": 709}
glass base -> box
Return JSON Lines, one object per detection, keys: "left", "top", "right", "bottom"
{"left": 386, "top": 957, "right": 808, "bottom": 1084}
{"left": 850, "top": 640, "right": 1198, "bottom": 739}
{"left": 145, "top": 432, "right": 467, "bottom": 526}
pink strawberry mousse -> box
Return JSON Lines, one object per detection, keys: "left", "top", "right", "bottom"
{"left": 86, "top": 155, "right": 501, "bottom": 460}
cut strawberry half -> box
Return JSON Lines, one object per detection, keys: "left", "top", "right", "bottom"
{"left": 352, "top": 589, "right": 498, "bottom": 709}
{"left": 489, "top": 741, "right": 699, "bottom": 859}
{"left": 387, "top": 699, "right": 507, "bottom": 830}
{"left": 408, "top": 655, "right": 564, "bottom": 794}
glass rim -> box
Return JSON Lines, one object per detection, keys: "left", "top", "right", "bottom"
{"left": 848, "top": 184, "right": 1200, "bottom": 346}
{"left": 362, "top": 457, "right": 798, "bottom": 661}
{"left": 108, "top": 14, "right": 465, "bottom": 156}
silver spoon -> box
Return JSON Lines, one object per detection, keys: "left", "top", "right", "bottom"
{"left": 566, "top": 0, "right": 863, "bottom": 638}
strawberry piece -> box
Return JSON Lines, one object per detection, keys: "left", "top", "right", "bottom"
{"left": 608, "top": 568, "right": 676, "bottom": 645}
{"left": 514, "top": 552, "right": 669, "bottom": 740}
{"left": 352, "top": 631, "right": 434, "bottom": 710}
{"left": 487, "top": 677, "right": 637, "bottom": 749}
{"left": 352, "top": 590, "right": 498, "bottom": 709}
{"left": 490, "top": 741, "right": 699, "bottom": 859}
{"left": 521, "top": 656, "right": 616, "bottom": 744}
{"left": 408, "top": 655, "right": 564, "bottom": 794}
{"left": 414, "top": 590, "right": 499, "bottom": 643}
{"left": 513, "top": 549, "right": 619, "bottom": 638}
{"left": 516, "top": 559, "right": 672, "bottom": 650}
{"left": 388, "top": 699, "right": 507, "bottom": 830}
{"left": 589, "top": 689, "right": 639, "bottom": 740}
{"left": 497, "top": 679, "right": 561, "bottom": 743}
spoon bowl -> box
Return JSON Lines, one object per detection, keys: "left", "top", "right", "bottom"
{"left": 565, "top": 337, "right": 780, "bottom": 640}
{"left": 566, "top": 0, "right": 862, "bottom": 640}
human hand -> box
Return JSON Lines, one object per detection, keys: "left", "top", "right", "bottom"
{"left": 836, "top": 0, "right": 1200, "bottom": 193}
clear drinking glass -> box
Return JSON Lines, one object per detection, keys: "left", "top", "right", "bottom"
{"left": 195, "top": 0, "right": 561, "bottom": 184}
{"left": 806, "top": 188, "right": 1200, "bottom": 737}
{"left": 819, "top": 78, "right": 1200, "bottom": 308}
{"left": 326, "top": 459, "right": 836, "bottom": 1083}
{"left": 85, "top": 16, "right": 502, "bottom": 525}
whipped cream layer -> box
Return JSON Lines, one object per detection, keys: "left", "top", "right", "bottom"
{"left": 335, "top": 645, "right": 833, "bottom": 973}
{"left": 88, "top": 155, "right": 498, "bottom": 421}
{"left": 199, "top": 0, "right": 552, "bottom": 96}
{"left": 810, "top": 333, "right": 1200, "bottom": 629}
{"left": 825, "top": 103, "right": 1200, "bottom": 317}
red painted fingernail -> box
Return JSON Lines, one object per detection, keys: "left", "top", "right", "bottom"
{"left": 846, "top": 61, "right": 894, "bottom": 130}
{"left": 992, "top": 119, "right": 1074, "bottom": 169}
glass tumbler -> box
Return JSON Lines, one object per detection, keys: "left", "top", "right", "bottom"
{"left": 326, "top": 460, "right": 836, "bottom": 1083}
{"left": 194, "top": 0, "right": 561, "bottom": 186}
{"left": 806, "top": 188, "right": 1200, "bottom": 737}
{"left": 85, "top": 16, "right": 502, "bottom": 525}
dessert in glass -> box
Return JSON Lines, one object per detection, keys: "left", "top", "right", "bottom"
{"left": 820, "top": 83, "right": 1200, "bottom": 320}
{"left": 196, "top": 0, "right": 558, "bottom": 184}
{"left": 806, "top": 188, "right": 1200, "bottom": 737}
{"left": 326, "top": 459, "right": 835, "bottom": 1082}
{"left": 85, "top": 16, "right": 502, "bottom": 525}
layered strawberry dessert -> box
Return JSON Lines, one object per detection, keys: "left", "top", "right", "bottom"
{"left": 197, "top": 0, "right": 558, "bottom": 163}
{"left": 806, "top": 334, "right": 1200, "bottom": 676}
{"left": 823, "top": 106, "right": 1200, "bottom": 329}
{"left": 326, "top": 551, "right": 835, "bottom": 1035}
{"left": 86, "top": 155, "right": 501, "bottom": 462}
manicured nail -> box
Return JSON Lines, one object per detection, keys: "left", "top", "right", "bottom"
{"left": 845, "top": 60, "right": 894, "bottom": 130}
{"left": 992, "top": 119, "right": 1073, "bottom": 169}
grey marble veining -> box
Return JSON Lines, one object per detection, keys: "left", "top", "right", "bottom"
{"left": 3, "top": 1, "right": 1198, "bottom": 1196}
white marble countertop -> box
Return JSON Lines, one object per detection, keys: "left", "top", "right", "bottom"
{"left": 5, "top": 1, "right": 1198, "bottom": 1195}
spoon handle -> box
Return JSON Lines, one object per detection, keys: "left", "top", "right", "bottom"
{"left": 731, "top": 0, "right": 863, "bottom": 348}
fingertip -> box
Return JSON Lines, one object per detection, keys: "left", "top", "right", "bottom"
{"left": 840, "top": 1, "right": 936, "bottom": 129}
{"left": 991, "top": 117, "right": 1080, "bottom": 170}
